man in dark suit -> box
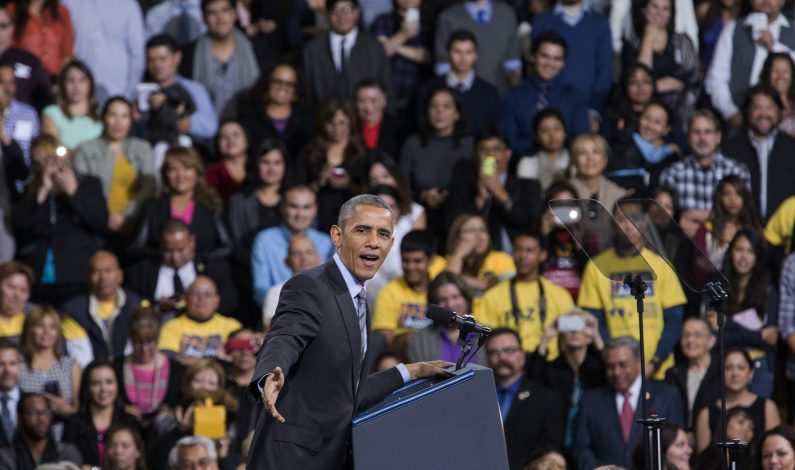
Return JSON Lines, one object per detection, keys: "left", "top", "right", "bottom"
{"left": 723, "top": 83, "right": 795, "bottom": 221}
{"left": 248, "top": 195, "right": 450, "bottom": 469}
{"left": 487, "top": 328, "right": 563, "bottom": 470}
{"left": 125, "top": 219, "right": 238, "bottom": 317}
{"left": 446, "top": 127, "right": 542, "bottom": 251}
{"left": 573, "top": 336, "right": 684, "bottom": 470}
{"left": 302, "top": 0, "right": 395, "bottom": 109}
{"left": 0, "top": 340, "right": 20, "bottom": 448}
{"left": 61, "top": 251, "right": 141, "bottom": 362}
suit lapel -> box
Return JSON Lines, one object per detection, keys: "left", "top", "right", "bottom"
{"left": 604, "top": 388, "right": 625, "bottom": 444}
{"left": 333, "top": 282, "right": 362, "bottom": 396}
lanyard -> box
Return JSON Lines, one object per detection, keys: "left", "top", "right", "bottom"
{"left": 510, "top": 277, "right": 546, "bottom": 327}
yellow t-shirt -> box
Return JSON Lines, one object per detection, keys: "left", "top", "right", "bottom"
{"left": 440, "top": 250, "right": 516, "bottom": 315}
{"left": 373, "top": 277, "right": 431, "bottom": 335}
{"left": 0, "top": 313, "right": 25, "bottom": 342}
{"left": 97, "top": 300, "right": 115, "bottom": 321}
{"left": 158, "top": 314, "right": 242, "bottom": 358}
{"left": 577, "top": 247, "right": 686, "bottom": 376}
{"left": 481, "top": 276, "right": 574, "bottom": 359}
{"left": 765, "top": 195, "right": 795, "bottom": 252}
{"left": 108, "top": 154, "right": 136, "bottom": 215}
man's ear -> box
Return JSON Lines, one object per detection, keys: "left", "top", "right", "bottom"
{"left": 330, "top": 225, "right": 342, "bottom": 248}
{"left": 539, "top": 248, "right": 548, "bottom": 264}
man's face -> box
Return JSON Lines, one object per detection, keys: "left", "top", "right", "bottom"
{"left": 0, "top": 348, "right": 19, "bottom": 392}
{"left": 146, "top": 45, "right": 181, "bottom": 85}
{"left": 0, "top": 66, "right": 15, "bottom": 99}
{"left": 688, "top": 116, "right": 721, "bottom": 160}
{"left": 486, "top": 333, "right": 525, "bottom": 382}
{"left": 476, "top": 137, "right": 511, "bottom": 175}
{"left": 177, "top": 444, "right": 219, "bottom": 470}
{"left": 401, "top": 250, "right": 429, "bottom": 288}
{"left": 161, "top": 231, "right": 196, "bottom": 269}
{"left": 748, "top": 93, "right": 781, "bottom": 137}
{"left": 329, "top": 1, "right": 360, "bottom": 35}
{"left": 283, "top": 189, "right": 318, "bottom": 233}
{"left": 605, "top": 345, "right": 641, "bottom": 393}
{"left": 330, "top": 205, "right": 394, "bottom": 283}
{"left": 286, "top": 235, "right": 321, "bottom": 273}
{"left": 185, "top": 278, "right": 220, "bottom": 321}
{"left": 20, "top": 396, "right": 51, "bottom": 440}
{"left": 0, "top": 10, "right": 14, "bottom": 50}
{"left": 533, "top": 42, "right": 565, "bottom": 82}
{"left": 204, "top": 0, "right": 236, "bottom": 39}
{"left": 614, "top": 204, "right": 646, "bottom": 249}
{"left": 751, "top": 0, "right": 784, "bottom": 16}
{"left": 356, "top": 87, "right": 386, "bottom": 125}
{"left": 228, "top": 330, "right": 259, "bottom": 373}
{"left": 449, "top": 40, "right": 477, "bottom": 74}
{"left": 512, "top": 236, "right": 546, "bottom": 278}
{"left": 89, "top": 253, "right": 123, "bottom": 300}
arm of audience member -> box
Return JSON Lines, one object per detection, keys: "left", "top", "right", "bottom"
{"left": 765, "top": 199, "right": 795, "bottom": 248}
{"left": 704, "top": 21, "right": 741, "bottom": 121}
{"left": 573, "top": 392, "right": 601, "bottom": 470}
{"left": 584, "top": 308, "right": 609, "bottom": 346}
{"left": 654, "top": 304, "right": 684, "bottom": 358}
{"left": 765, "top": 399, "right": 782, "bottom": 430}
{"left": 433, "top": 11, "right": 453, "bottom": 75}
{"left": 184, "top": 82, "right": 219, "bottom": 139}
{"left": 126, "top": 3, "right": 147, "bottom": 100}
{"left": 609, "top": 0, "right": 630, "bottom": 52}
{"left": 679, "top": 209, "right": 710, "bottom": 238}
{"left": 499, "top": 93, "right": 529, "bottom": 156}
{"left": 694, "top": 406, "right": 712, "bottom": 452}
{"left": 40, "top": 113, "right": 59, "bottom": 138}
{"left": 1, "top": 139, "right": 28, "bottom": 182}
{"left": 251, "top": 234, "right": 274, "bottom": 306}
{"left": 66, "top": 177, "right": 109, "bottom": 233}
{"left": 668, "top": 35, "right": 699, "bottom": 87}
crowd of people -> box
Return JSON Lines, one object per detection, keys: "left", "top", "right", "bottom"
{"left": 2, "top": 0, "right": 795, "bottom": 469}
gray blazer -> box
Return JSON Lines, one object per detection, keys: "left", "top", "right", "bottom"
{"left": 73, "top": 137, "right": 156, "bottom": 218}
{"left": 406, "top": 325, "right": 488, "bottom": 365}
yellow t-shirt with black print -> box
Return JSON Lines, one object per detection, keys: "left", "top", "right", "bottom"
{"left": 158, "top": 314, "right": 242, "bottom": 358}
{"left": 481, "top": 276, "right": 574, "bottom": 360}
{"left": 373, "top": 277, "right": 432, "bottom": 335}
{"left": 577, "top": 247, "right": 686, "bottom": 376}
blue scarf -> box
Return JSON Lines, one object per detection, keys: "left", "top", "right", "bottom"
{"left": 632, "top": 132, "right": 674, "bottom": 164}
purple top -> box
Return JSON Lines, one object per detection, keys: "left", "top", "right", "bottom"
{"left": 438, "top": 326, "right": 479, "bottom": 364}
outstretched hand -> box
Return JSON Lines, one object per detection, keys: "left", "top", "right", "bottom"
{"left": 262, "top": 367, "right": 286, "bottom": 423}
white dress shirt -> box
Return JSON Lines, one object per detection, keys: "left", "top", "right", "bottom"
{"left": 614, "top": 375, "right": 642, "bottom": 416}
{"left": 706, "top": 13, "right": 795, "bottom": 119}
{"left": 154, "top": 262, "right": 197, "bottom": 300}
{"left": 749, "top": 130, "right": 777, "bottom": 216}
{"left": 329, "top": 29, "right": 359, "bottom": 72}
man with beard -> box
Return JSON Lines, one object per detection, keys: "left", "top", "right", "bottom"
{"left": 723, "top": 83, "right": 795, "bottom": 220}
{"left": 573, "top": 337, "right": 683, "bottom": 469}
{"left": 660, "top": 110, "right": 752, "bottom": 236}
{"left": 486, "top": 328, "right": 562, "bottom": 470}
{"left": 0, "top": 394, "right": 81, "bottom": 469}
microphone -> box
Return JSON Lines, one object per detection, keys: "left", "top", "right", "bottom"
{"left": 426, "top": 305, "right": 492, "bottom": 336}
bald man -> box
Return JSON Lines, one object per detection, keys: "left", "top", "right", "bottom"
{"left": 262, "top": 234, "right": 322, "bottom": 327}
{"left": 61, "top": 250, "right": 143, "bottom": 362}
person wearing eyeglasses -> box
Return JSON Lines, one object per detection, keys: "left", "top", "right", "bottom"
{"left": 302, "top": 0, "right": 395, "bottom": 109}
{"left": 486, "top": 327, "right": 562, "bottom": 470}
{"left": 168, "top": 435, "right": 219, "bottom": 470}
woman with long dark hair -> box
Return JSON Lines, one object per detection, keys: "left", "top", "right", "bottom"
{"left": 41, "top": 60, "right": 102, "bottom": 150}
{"left": 205, "top": 120, "right": 250, "bottom": 205}
{"left": 62, "top": 360, "right": 139, "bottom": 468}
{"left": 760, "top": 52, "right": 795, "bottom": 137}
{"left": 710, "top": 229, "right": 779, "bottom": 398}
{"left": 294, "top": 96, "right": 368, "bottom": 232}
{"left": 603, "top": 63, "right": 657, "bottom": 144}
{"left": 103, "top": 424, "right": 148, "bottom": 470}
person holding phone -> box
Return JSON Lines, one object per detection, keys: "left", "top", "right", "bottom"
{"left": 481, "top": 232, "right": 575, "bottom": 358}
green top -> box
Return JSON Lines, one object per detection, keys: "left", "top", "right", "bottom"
{"left": 43, "top": 104, "right": 103, "bottom": 149}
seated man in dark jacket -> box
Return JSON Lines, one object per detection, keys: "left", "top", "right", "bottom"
{"left": 125, "top": 219, "right": 238, "bottom": 318}
{"left": 61, "top": 251, "right": 142, "bottom": 362}
{"left": 446, "top": 127, "right": 541, "bottom": 252}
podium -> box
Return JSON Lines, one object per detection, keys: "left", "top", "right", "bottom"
{"left": 351, "top": 364, "right": 509, "bottom": 470}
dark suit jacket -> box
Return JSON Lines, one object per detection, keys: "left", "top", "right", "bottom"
{"left": 723, "top": 129, "right": 795, "bottom": 220}
{"left": 366, "top": 113, "right": 405, "bottom": 161}
{"left": 60, "top": 289, "right": 142, "bottom": 361}
{"left": 124, "top": 254, "right": 239, "bottom": 315}
{"left": 504, "top": 377, "right": 564, "bottom": 470}
{"left": 247, "top": 260, "right": 404, "bottom": 469}
{"left": 446, "top": 159, "right": 542, "bottom": 250}
{"left": 664, "top": 355, "right": 722, "bottom": 430}
{"left": 302, "top": 31, "right": 395, "bottom": 111}
{"left": 62, "top": 407, "right": 139, "bottom": 466}
{"left": 416, "top": 76, "right": 500, "bottom": 135}
{"left": 573, "top": 380, "right": 684, "bottom": 470}
{"left": 236, "top": 98, "right": 313, "bottom": 162}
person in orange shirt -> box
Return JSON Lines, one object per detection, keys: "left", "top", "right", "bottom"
{"left": 7, "top": 0, "right": 74, "bottom": 77}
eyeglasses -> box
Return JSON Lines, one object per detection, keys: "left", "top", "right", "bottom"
{"left": 331, "top": 5, "right": 357, "bottom": 15}
{"left": 460, "top": 226, "right": 488, "bottom": 234}
{"left": 486, "top": 347, "right": 521, "bottom": 357}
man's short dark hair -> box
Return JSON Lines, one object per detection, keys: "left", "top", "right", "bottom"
{"left": 743, "top": 82, "right": 784, "bottom": 114}
{"left": 400, "top": 230, "right": 435, "bottom": 257}
{"left": 688, "top": 109, "right": 722, "bottom": 134}
{"left": 603, "top": 336, "right": 641, "bottom": 361}
{"left": 533, "top": 107, "right": 565, "bottom": 135}
{"left": 511, "top": 231, "right": 547, "bottom": 251}
{"left": 531, "top": 31, "right": 568, "bottom": 58}
{"left": 327, "top": 0, "right": 359, "bottom": 11}
{"left": 202, "top": 0, "right": 236, "bottom": 15}
{"left": 355, "top": 78, "right": 385, "bottom": 95}
{"left": 447, "top": 29, "right": 478, "bottom": 52}
{"left": 486, "top": 327, "right": 523, "bottom": 349}
{"left": 161, "top": 219, "right": 192, "bottom": 239}
{"left": 0, "top": 338, "right": 20, "bottom": 357}
{"left": 474, "top": 126, "right": 508, "bottom": 147}
{"left": 146, "top": 34, "right": 180, "bottom": 53}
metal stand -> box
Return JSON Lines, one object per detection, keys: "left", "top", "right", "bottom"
{"left": 455, "top": 317, "right": 490, "bottom": 371}
{"left": 624, "top": 275, "right": 665, "bottom": 470}
{"left": 705, "top": 281, "right": 748, "bottom": 469}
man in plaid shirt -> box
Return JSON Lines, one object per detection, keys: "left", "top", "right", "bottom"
{"left": 659, "top": 109, "right": 751, "bottom": 236}
{"left": 778, "top": 252, "right": 795, "bottom": 414}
